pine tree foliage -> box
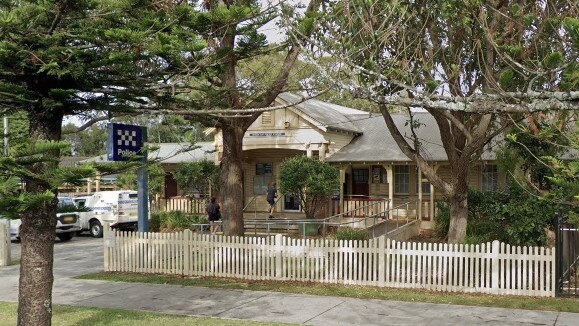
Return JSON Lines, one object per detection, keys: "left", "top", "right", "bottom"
{"left": 0, "top": 1, "right": 205, "bottom": 324}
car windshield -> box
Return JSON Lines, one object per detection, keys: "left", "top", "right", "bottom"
{"left": 58, "top": 197, "right": 75, "bottom": 208}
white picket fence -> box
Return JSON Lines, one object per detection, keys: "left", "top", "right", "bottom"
{"left": 0, "top": 221, "right": 10, "bottom": 267}
{"left": 103, "top": 227, "right": 556, "bottom": 297}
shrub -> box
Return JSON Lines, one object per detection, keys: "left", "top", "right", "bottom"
{"left": 279, "top": 156, "right": 339, "bottom": 219}
{"left": 434, "top": 201, "right": 450, "bottom": 239}
{"left": 434, "top": 186, "right": 575, "bottom": 246}
{"left": 150, "top": 211, "right": 208, "bottom": 232}
{"left": 335, "top": 227, "right": 369, "bottom": 241}
{"left": 149, "top": 212, "right": 162, "bottom": 232}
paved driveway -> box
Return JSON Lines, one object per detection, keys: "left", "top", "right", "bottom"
{"left": 8, "top": 235, "right": 104, "bottom": 278}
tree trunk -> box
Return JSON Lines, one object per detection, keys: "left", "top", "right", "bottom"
{"left": 219, "top": 123, "right": 245, "bottom": 236}
{"left": 447, "top": 177, "right": 469, "bottom": 244}
{"left": 18, "top": 109, "right": 63, "bottom": 326}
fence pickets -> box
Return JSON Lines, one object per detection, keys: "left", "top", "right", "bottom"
{"left": 103, "top": 227, "right": 556, "bottom": 297}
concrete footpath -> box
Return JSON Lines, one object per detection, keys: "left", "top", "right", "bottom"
{"left": 1, "top": 237, "right": 578, "bottom": 325}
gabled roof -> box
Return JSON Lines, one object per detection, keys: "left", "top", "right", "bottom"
{"left": 327, "top": 113, "right": 498, "bottom": 163}
{"left": 79, "top": 142, "right": 215, "bottom": 164}
{"left": 277, "top": 92, "right": 370, "bottom": 134}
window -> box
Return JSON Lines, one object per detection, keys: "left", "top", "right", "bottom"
{"left": 482, "top": 164, "right": 498, "bottom": 192}
{"left": 394, "top": 165, "right": 409, "bottom": 194}
{"left": 254, "top": 163, "right": 273, "bottom": 194}
{"left": 415, "top": 168, "right": 431, "bottom": 194}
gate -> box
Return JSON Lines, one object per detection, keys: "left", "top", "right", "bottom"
{"left": 555, "top": 212, "right": 579, "bottom": 296}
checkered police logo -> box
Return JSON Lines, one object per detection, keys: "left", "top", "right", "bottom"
{"left": 117, "top": 129, "right": 138, "bottom": 147}
{"left": 108, "top": 123, "right": 144, "bottom": 161}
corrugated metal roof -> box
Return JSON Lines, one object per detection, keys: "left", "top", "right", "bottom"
{"left": 327, "top": 113, "right": 498, "bottom": 163}
{"left": 80, "top": 142, "right": 215, "bottom": 164}
{"left": 278, "top": 92, "right": 370, "bottom": 134}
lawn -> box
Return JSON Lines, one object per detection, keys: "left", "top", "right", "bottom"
{"left": 79, "top": 272, "right": 579, "bottom": 313}
{"left": 0, "top": 302, "right": 292, "bottom": 326}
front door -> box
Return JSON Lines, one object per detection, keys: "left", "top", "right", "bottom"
{"left": 352, "top": 168, "right": 369, "bottom": 196}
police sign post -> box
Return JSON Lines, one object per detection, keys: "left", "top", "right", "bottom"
{"left": 107, "top": 123, "right": 149, "bottom": 232}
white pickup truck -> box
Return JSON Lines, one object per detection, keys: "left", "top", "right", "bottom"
{"left": 2, "top": 197, "right": 81, "bottom": 242}
{"left": 73, "top": 190, "right": 139, "bottom": 238}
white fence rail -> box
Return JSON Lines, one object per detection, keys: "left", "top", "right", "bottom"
{"left": 0, "top": 221, "right": 10, "bottom": 267}
{"left": 104, "top": 227, "right": 556, "bottom": 297}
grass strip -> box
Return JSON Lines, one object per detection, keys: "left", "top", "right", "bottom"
{"left": 79, "top": 272, "right": 579, "bottom": 313}
{"left": 0, "top": 301, "right": 291, "bottom": 326}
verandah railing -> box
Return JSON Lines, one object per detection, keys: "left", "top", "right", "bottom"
{"left": 104, "top": 227, "right": 556, "bottom": 297}
{"left": 150, "top": 197, "right": 208, "bottom": 215}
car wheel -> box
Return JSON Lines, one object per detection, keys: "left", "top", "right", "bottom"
{"left": 57, "top": 233, "right": 74, "bottom": 242}
{"left": 90, "top": 220, "right": 103, "bottom": 238}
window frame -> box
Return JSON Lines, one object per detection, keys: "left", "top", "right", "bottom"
{"left": 481, "top": 164, "right": 498, "bottom": 192}
{"left": 254, "top": 162, "right": 274, "bottom": 195}
{"left": 394, "top": 165, "right": 410, "bottom": 194}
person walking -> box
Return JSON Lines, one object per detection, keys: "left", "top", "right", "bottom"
{"left": 267, "top": 182, "right": 277, "bottom": 219}
{"left": 205, "top": 197, "right": 221, "bottom": 233}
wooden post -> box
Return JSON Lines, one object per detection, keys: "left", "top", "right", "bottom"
{"left": 95, "top": 174, "right": 101, "bottom": 192}
{"left": 491, "top": 240, "right": 500, "bottom": 294}
{"left": 417, "top": 166, "right": 422, "bottom": 219}
{"left": 275, "top": 234, "right": 283, "bottom": 279}
{"left": 386, "top": 164, "right": 394, "bottom": 210}
{"left": 0, "top": 222, "right": 10, "bottom": 267}
{"left": 378, "top": 235, "right": 385, "bottom": 287}
{"left": 339, "top": 166, "right": 345, "bottom": 213}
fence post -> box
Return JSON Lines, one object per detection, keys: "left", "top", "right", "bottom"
{"left": 275, "top": 234, "right": 283, "bottom": 279}
{"left": 554, "top": 211, "right": 562, "bottom": 297}
{"left": 378, "top": 235, "right": 385, "bottom": 287}
{"left": 491, "top": 240, "right": 499, "bottom": 293}
{"left": 103, "top": 222, "right": 112, "bottom": 272}
{"left": 183, "top": 229, "right": 191, "bottom": 276}
{"left": 0, "top": 221, "right": 9, "bottom": 267}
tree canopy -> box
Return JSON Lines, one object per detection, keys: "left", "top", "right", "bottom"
{"left": 300, "top": 0, "right": 579, "bottom": 243}
{"left": 279, "top": 155, "right": 339, "bottom": 219}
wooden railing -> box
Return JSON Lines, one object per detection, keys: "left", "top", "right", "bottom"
{"left": 150, "top": 197, "right": 208, "bottom": 215}
{"left": 330, "top": 196, "right": 389, "bottom": 217}
{"left": 104, "top": 228, "right": 556, "bottom": 297}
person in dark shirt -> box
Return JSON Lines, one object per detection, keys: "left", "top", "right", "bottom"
{"left": 266, "top": 182, "right": 277, "bottom": 219}
{"left": 205, "top": 197, "right": 221, "bottom": 233}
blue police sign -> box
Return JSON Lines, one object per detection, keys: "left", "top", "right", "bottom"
{"left": 107, "top": 123, "right": 145, "bottom": 161}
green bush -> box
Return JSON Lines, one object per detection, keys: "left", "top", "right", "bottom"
{"left": 434, "top": 201, "right": 450, "bottom": 239}
{"left": 335, "top": 227, "right": 369, "bottom": 241}
{"left": 434, "top": 186, "right": 576, "bottom": 246}
{"left": 149, "top": 211, "right": 208, "bottom": 232}
{"left": 149, "top": 213, "right": 162, "bottom": 232}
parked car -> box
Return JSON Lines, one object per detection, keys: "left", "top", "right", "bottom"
{"left": 72, "top": 190, "right": 139, "bottom": 238}
{"left": 1, "top": 197, "right": 81, "bottom": 242}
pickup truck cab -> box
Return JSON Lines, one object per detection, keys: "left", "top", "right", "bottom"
{"left": 73, "top": 190, "right": 139, "bottom": 238}
{"left": 2, "top": 197, "right": 81, "bottom": 242}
